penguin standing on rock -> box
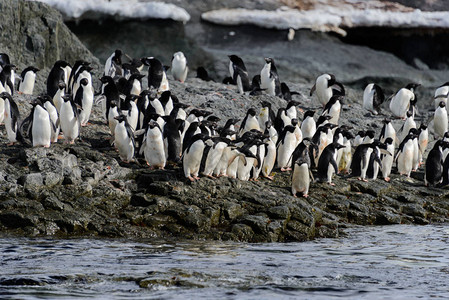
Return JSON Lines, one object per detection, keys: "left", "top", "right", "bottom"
{"left": 322, "top": 95, "right": 342, "bottom": 125}
{"left": 317, "top": 142, "right": 345, "bottom": 185}
{"left": 183, "top": 134, "right": 212, "bottom": 182}
{"left": 389, "top": 83, "right": 420, "bottom": 119}
{"left": 18, "top": 66, "right": 39, "bottom": 95}
{"left": 301, "top": 111, "right": 316, "bottom": 139}
{"left": 239, "top": 108, "right": 260, "bottom": 135}
{"left": 351, "top": 142, "right": 385, "bottom": 182}
{"left": 310, "top": 74, "right": 341, "bottom": 107}
{"left": 0, "top": 64, "right": 16, "bottom": 95}
{"left": 379, "top": 118, "right": 396, "bottom": 144}
{"left": 22, "top": 99, "right": 52, "bottom": 148}
{"left": 260, "top": 57, "right": 281, "bottom": 97}
{"left": 396, "top": 129, "right": 418, "bottom": 177}
{"left": 277, "top": 125, "right": 298, "bottom": 171}
{"left": 433, "top": 82, "right": 449, "bottom": 109}
{"left": 228, "top": 55, "right": 250, "bottom": 94}
{"left": 142, "top": 57, "right": 169, "bottom": 93}
{"left": 363, "top": 83, "right": 385, "bottom": 115}
{"left": 60, "top": 94, "right": 80, "bottom": 144}
{"left": 433, "top": 101, "right": 448, "bottom": 139}
{"left": 171, "top": 51, "right": 188, "bottom": 83}
{"left": 418, "top": 123, "right": 429, "bottom": 166}
{"left": 258, "top": 101, "right": 275, "bottom": 132}
{"left": 99, "top": 76, "right": 120, "bottom": 123}
{"left": 74, "top": 78, "right": 94, "bottom": 127}
{"left": 114, "top": 114, "right": 135, "bottom": 163}
{"left": 40, "top": 95, "right": 60, "bottom": 143}
{"left": 1, "top": 92, "right": 22, "bottom": 145}
{"left": 104, "top": 49, "right": 123, "bottom": 77}
{"left": 47, "top": 60, "right": 69, "bottom": 98}
{"left": 381, "top": 137, "right": 395, "bottom": 182}
{"left": 53, "top": 82, "right": 66, "bottom": 114}
{"left": 424, "top": 140, "right": 447, "bottom": 187}
{"left": 140, "top": 120, "right": 166, "bottom": 169}
{"left": 291, "top": 139, "right": 314, "bottom": 198}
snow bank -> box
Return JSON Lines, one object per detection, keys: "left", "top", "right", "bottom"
{"left": 30, "top": 0, "right": 191, "bottom": 23}
{"left": 202, "top": 2, "right": 449, "bottom": 36}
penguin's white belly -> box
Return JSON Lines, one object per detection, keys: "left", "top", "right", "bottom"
{"left": 204, "top": 145, "right": 227, "bottom": 176}
{"left": 433, "top": 109, "right": 448, "bottom": 138}
{"left": 4, "top": 103, "right": 16, "bottom": 143}
{"left": 32, "top": 107, "right": 51, "bottom": 147}
{"left": 243, "top": 117, "right": 260, "bottom": 134}
{"left": 327, "top": 102, "right": 341, "bottom": 124}
{"left": 292, "top": 163, "right": 310, "bottom": 196}
{"left": 363, "top": 84, "right": 375, "bottom": 112}
{"left": 381, "top": 146, "right": 394, "bottom": 179}
{"left": 227, "top": 151, "right": 240, "bottom": 178}
{"left": 238, "top": 157, "right": 255, "bottom": 181}
{"left": 260, "top": 65, "right": 275, "bottom": 96}
{"left": 390, "top": 89, "right": 412, "bottom": 118}
{"left": 214, "top": 147, "right": 231, "bottom": 176}
{"left": 159, "top": 72, "right": 169, "bottom": 93}
{"left": 115, "top": 123, "right": 134, "bottom": 161}
{"left": 301, "top": 119, "right": 316, "bottom": 139}
{"left": 44, "top": 102, "right": 60, "bottom": 143}
{"left": 60, "top": 103, "right": 79, "bottom": 142}
{"left": 361, "top": 148, "right": 373, "bottom": 179}
{"left": 19, "top": 73, "right": 36, "bottom": 95}
{"left": 144, "top": 131, "right": 166, "bottom": 168}
{"left": 262, "top": 140, "right": 276, "bottom": 177}
{"left": 172, "top": 58, "right": 188, "bottom": 82}
{"left": 130, "top": 80, "right": 141, "bottom": 96}
{"left": 108, "top": 108, "right": 119, "bottom": 135}
{"left": 398, "top": 143, "right": 414, "bottom": 176}
{"left": 277, "top": 135, "right": 296, "bottom": 168}
{"left": 0, "top": 98, "right": 4, "bottom": 124}
{"left": 183, "top": 141, "right": 205, "bottom": 177}
{"left": 151, "top": 100, "right": 165, "bottom": 116}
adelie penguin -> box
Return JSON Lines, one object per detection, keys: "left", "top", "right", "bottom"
{"left": 317, "top": 142, "right": 345, "bottom": 185}
{"left": 183, "top": 134, "right": 213, "bottom": 182}
{"left": 277, "top": 125, "right": 297, "bottom": 171}
{"left": 74, "top": 78, "right": 94, "bottom": 127}
{"left": 363, "top": 83, "right": 385, "bottom": 115}
{"left": 239, "top": 108, "right": 260, "bottom": 135}
{"left": 140, "top": 120, "right": 166, "bottom": 169}
{"left": 141, "top": 57, "right": 169, "bottom": 93}
{"left": 351, "top": 141, "right": 386, "bottom": 182}
{"left": 281, "top": 82, "right": 300, "bottom": 102}
{"left": 163, "top": 111, "right": 183, "bottom": 163}
{"left": 380, "top": 137, "right": 395, "bottom": 182}
{"left": 389, "top": 83, "right": 420, "bottom": 119}
{"left": 418, "top": 123, "right": 429, "bottom": 166}
{"left": 322, "top": 95, "right": 342, "bottom": 125}
{"left": 114, "top": 114, "right": 135, "bottom": 163}
{"left": 424, "top": 140, "right": 448, "bottom": 187}
{"left": 433, "top": 81, "right": 449, "bottom": 109}
{"left": 1, "top": 92, "right": 22, "bottom": 145}
{"left": 228, "top": 55, "right": 250, "bottom": 94}
{"left": 0, "top": 64, "right": 16, "bottom": 95}
{"left": 100, "top": 76, "right": 120, "bottom": 123}
{"left": 260, "top": 57, "right": 281, "bottom": 97}
{"left": 433, "top": 101, "right": 448, "bottom": 139}
{"left": 67, "top": 60, "right": 90, "bottom": 93}
{"left": 60, "top": 94, "right": 80, "bottom": 144}
{"left": 258, "top": 101, "right": 275, "bottom": 132}
{"left": 120, "top": 94, "right": 139, "bottom": 131}
{"left": 395, "top": 128, "right": 418, "bottom": 178}
{"left": 104, "top": 49, "right": 123, "bottom": 77}
{"left": 201, "top": 137, "right": 232, "bottom": 178}
{"left": 22, "top": 98, "right": 52, "bottom": 148}
{"left": 310, "top": 74, "right": 341, "bottom": 107}
{"left": 398, "top": 110, "right": 416, "bottom": 143}
{"left": 379, "top": 118, "right": 396, "bottom": 144}
{"left": 39, "top": 95, "right": 60, "bottom": 144}
{"left": 301, "top": 110, "right": 316, "bottom": 139}
{"left": 291, "top": 139, "right": 315, "bottom": 198}
{"left": 18, "top": 66, "right": 39, "bottom": 95}
{"left": 171, "top": 51, "right": 188, "bottom": 83}
{"left": 47, "top": 60, "right": 70, "bottom": 98}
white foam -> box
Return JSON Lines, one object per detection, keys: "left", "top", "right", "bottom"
{"left": 202, "top": 3, "right": 449, "bottom": 36}
{"left": 30, "top": 0, "right": 190, "bottom": 23}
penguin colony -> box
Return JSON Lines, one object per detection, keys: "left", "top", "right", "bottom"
{"left": 1, "top": 50, "right": 449, "bottom": 198}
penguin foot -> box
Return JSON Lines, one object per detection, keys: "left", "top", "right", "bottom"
{"left": 264, "top": 175, "right": 274, "bottom": 180}
{"left": 303, "top": 194, "right": 309, "bottom": 198}
{"left": 194, "top": 176, "right": 200, "bottom": 180}
{"left": 292, "top": 193, "right": 298, "bottom": 198}
{"left": 384, "top": 177, "right": 391, "bottom": 182}
{"left": 7, "top": 142, "right": 15, "bottom": 146}
{"left": 187, "top": 176, "right": 195, "bottom": 182}
{"left": 206, "top": 175, "right": 216, "bottom": 179}
{"left": 280, "top": 167, "right": 292, "bottom": 172}
{"left": 328, "top": 182, "right": 335, "bottom": 186}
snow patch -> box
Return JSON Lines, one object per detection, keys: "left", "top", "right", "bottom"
{"left": 30, "top": 0, "right": 190, "bottom": 23}
{"left": 202, "top": 4, "right": 449, "bottom": 36}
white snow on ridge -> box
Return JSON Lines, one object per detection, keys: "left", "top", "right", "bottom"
{"left": 202, "top": 5, "right": 449, "bottom": 36}
{"left": 30, "top": 0, "right": 191, "bottom": 23}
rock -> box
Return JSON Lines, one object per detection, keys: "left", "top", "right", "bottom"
{"left": 231, "top": 224, "right": 254, "bottom": 241}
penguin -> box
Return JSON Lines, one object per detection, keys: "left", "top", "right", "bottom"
{"left": 126, "top": 73, "right": 145, "bottom": 96}
{"left": 140, "top": 120, "right": 166, "bottom": 169}
{"left": 366, "top": 141, "right": 389, "bottom": 180}
{"left": 0, "top": 64, "right": 16, "bottom": 95}
{"left": 315, "top": 115, "right": 332, "bottom": 129}
{"left": 395, "top": 129, "right": 418, "bottom": 177}
{"left": 291, "top": 139, "right": 314, "bottom": 197}
{"left": 424, "top": 140, "right": 447, "bottom": 187}
{"left": 240, "top": 108, "right": 260, "bottom": 135}
{"left": 196, "top": 67, "right": 214, "bottom": 82}
{"left": 338, "top": 131, "right": 354, "bottom": 174}
{"left": 353, "top": 131, "right": 365, "bottom": 148}
{"left": 159, "top": 90, "right": 176, "bottom": 116}
{"left": 380, "top": 137, "right": 395, "bottom": 182}
{"left": 301, "top": 110, "right": 316, "bottom": 139}
{"left": 53, "top": 81, "right": 66, "bottom": 114}
{"left": 433, "top": 82, "right": 449, "bottom": 109}
{"left": 379, "top": 118, "right": 396, "bottom": 144}
{"left": 433, "top": 101, "right": 448, "bottom": 139}
{"left": 317, "top": 142, "right": 345, "bottom": 185}
{"left": 120, "top": 94, "right": 139, "bottom": 131}
{"left": 322, "top": 95, "right": 342, "bottom": 125}
{"left": 74, "top": 78, "right": 94, "bottom": 126}
{"left": 276, "top": 125, "right": 297, "bottom": 171}
{"left": 363, "top": 83, "right": 385, "bottom": 115}
{"left": 113, "top": 114, "right": 135, "bottom": 162}
{"left": 1, "top": 92, "right": 22, "bottom": 145}
{"left": 72, "top": 65, "right": 93, "bottom": 96}
{"left": 389, "top": 83, "right": 420, "bottom": 119}
{"left": 100, "top": 76, "right": 120, "bottom": 122}
{"left": 67, "top": 60, "right": 90, "bottom": 93}
{"left": 18, "top": 66, "right": 39, "bottom": 95}
{"left": 398, "top": 110, "right": 416, "bottom": 142}
{"left": 141, "top": 57, "right": 169, "bottom": 93}
{"left": 249, "top": 75, "right": 264, "bottom": 96}
{"left": 362, "top": 130, "right": 376, "bottom": 144}
{"left": 40, "top": 95, "right": 60, "bottom": 143}
{"left": 123, "top": 58, "right": 144, "bottom": 80}
{"left": 104, "top": 49, "right": 123, "bottom": 77}
{"left": 183, "top": 134, "right": 212, "bottom": 181}
{"left": 163, "top": 112, "right": 183, "bottom": 163}
{"left": 145, "top": 91, "right": 165, "bottom": 117}
{"left": 285, "top": 100, "right": 300, "bottom": 120}
{"left": 237, "top": 141, "right": 260, "bottom": 181}
{"left": 221, "top": 118, "right": 240, "bottom": 141}
{"left": 281, "top": 82, "right": 300, "bottom": 101}
{"left": 351, "top": 142, "right": 383, "bottom": 182}
{"left": 60, "top": 94, "right": 80, "bottom": 144}
{"left": 182, "top": 121, "right": 201, "bottom": 152}
{"left": 274, "top": 108, "right": 291, "bottom": 135}
{"left": 261, "top": 121, "right": 277, "bottom": 180}
{"left": 311, "top": 124, "right": 334, "bottom": 166}
{"left": 228, "top": 55, "right": 246, "bottom": 82}
{"left": 228, "top": 55, "right": 251, "bottom": 94}
{"left": 23, "top": 99, "right": 52, "bottom": 148}
{"left": 258, "top": 101, "right": 275, "bottom": 131}
{"left": 418, "top": 123, "right": 429, "bottom": 166}
{"left": 171, "top": 51, "right": 188, "bottom": 83}
{"left": 47, "top": 60, "right": 69, "bottom": 98}
{"left": 260, "top": 57, "right": 281, "bottom": 96}
{"left": 310, "top": 73, "right": 335, "bottom": 107}
{"left": 0, "top": 53, "right": 10, "bottom": 70}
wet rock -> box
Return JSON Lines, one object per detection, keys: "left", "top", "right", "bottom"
{"left": 231, "top": 223, "right": 254, "bottom": 241}
{"left": 223, "top": 202, "right": 244, "bottom": 221}
{"left": 130, "top": 193, "right": 155, "bottom": 207}
{"left": 0, "top": 212, "right": 37, "bottom": 229}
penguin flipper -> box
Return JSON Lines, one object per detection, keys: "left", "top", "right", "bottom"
{"left": 310, "top": 83, "right": 316, "bottom": 96}
{"left": 330, "top": 158, "right": 338, "bottom": 174}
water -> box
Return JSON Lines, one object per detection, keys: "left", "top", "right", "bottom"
{"left": 1, "top": 224, "right": 449, "bottom": 299}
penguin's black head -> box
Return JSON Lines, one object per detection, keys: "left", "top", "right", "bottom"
{"left": 114, "top": 114, "right": 127, "bottom": 123}
{"left": 31, "top": 98, "right": 43, "bottom": 107}
{"left": 264, "top": 57, "right": 273, "bottom": 64}
{"left": 382, "top": 118, "right": 391, "bottom": 124}
{"left": 113, "top": 49, "right": 123, "bottom": 64}
{"left": 110, "top": 100, "right": 118, "bottom": 108}
{"left": 207, "top": 115, "right": 221, "bottom": 123}
{"left": 38, "top": 94, "right": 52, "bottom": 104}
{"left": 80, "top": 78, "right": 89, "bottom": 86}
{"left": 141, "top": 57, "right": 158, "bottom": 67}
{"left": 196, "top": 67, "right": 209, "bottom": 80}
{"left": 84, "top": 66, "right": 94, "bottom": 72}
{"left": 4, "top": 64, "right": 16, "bottom": 71}
{"left": 174, "top": 102, "right": 189, "bottom": 110}
{"left": 419, "top": 123, "right": 428, "bottom": 130}
{"left": 286, "top": 100, "right": 300, "bottom": 109}
{"left": 55, "top": 60, "right": 69, "bottom": 69}
{"left": 365, "top": 130, "right": 375, "bottom": 139}
{"left": 265, "top": 120, "right": 272, "bottom": 129}
{"left": 335, "top": 143, "right": 346, "bottom": 150}
{"left": 24, "top": 66, "right": 39, "bottom": 73}
{"left": 228, "top": 55, "right": 240, "bottom": 63}
{"left": 405, "top": 83, "right": 420, "bottom": 91}
{"left": 0, "top": 91, "right": 12, "bottom": 101}
{"left": 247, "top": 108, "right": 257, "bottom": 116}
{"left": 0, "top": 53, "right": 10, "bottom": 66}
{"left": 284, "top": 125, "right": 296, "bottom": 133}
{"left": 199, "top": 110, "right": 213, "bottom": 118}
{"left": 406, "top": 110, "right": 413, "bottom": 118}
{"left": 100, "top": 76, "right": 113, "bottom": 84}
{"left": 357, "top": 130, "right": 365, "bottom": 137}
{"left": 439, "top": 101, "right": 446, "bottom": 108}
{"left": 304, "top": 110, "right": 315, "bottom": 119}
{"left": 344, "top": 131, "right": 354, "bottom": 140}
{"left": 148, "top": 120, "right": 159, "bottom": 129}
{"left": 291, "top": 118, "right": 299, "bottom": 126}
{"left": 261, "top": 100, "right": 271, "bottom": 108}
{"left": 408, "top": 128, "right": 419, "bottom": 137}
{"left": 58, "top": 81, "right": 66, "bottom": 90}
{"left": 384, "top": 137, "right": 393, "bottom": 145}
{"left": 371, "top": 140, "right": 387, "bottom": 150}
{"left": 444, "top": 132, "right": 449, "bottom": 139}
{"left": 62, "top": 94, "right": 72, "bottom": 102}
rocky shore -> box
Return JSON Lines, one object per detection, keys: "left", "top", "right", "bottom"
{"left": 0, "top": 0, "right": 449, "bottom": 242}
